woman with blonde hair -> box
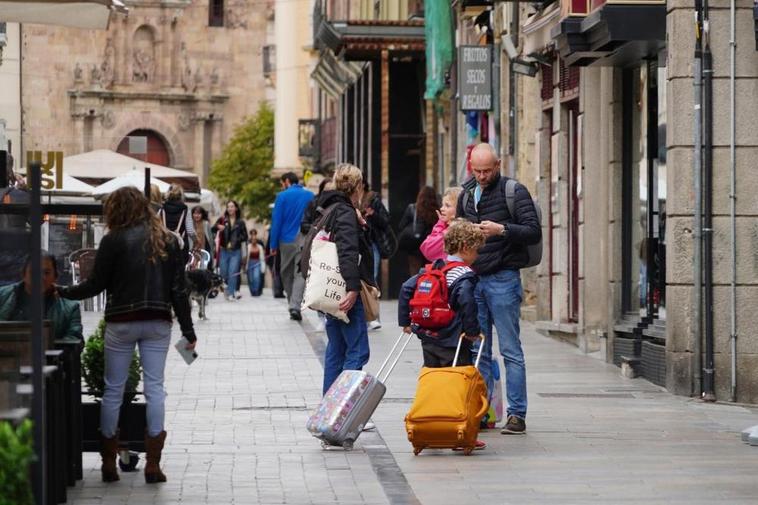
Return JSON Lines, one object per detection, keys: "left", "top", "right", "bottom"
{"left": 59, "top": 186, "right": 197, "bottom": 485}
{"left": 310, "top": 164, "right": 376, "bottom": 394}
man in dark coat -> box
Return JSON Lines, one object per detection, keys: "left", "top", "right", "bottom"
{"left": 457, "top": 143, "right": 541, "bottom": 436}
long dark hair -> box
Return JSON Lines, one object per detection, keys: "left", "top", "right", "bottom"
{"left": 104, "top": 187, "right": 169, "bottom": 262}
{"left": 191, "top": 205, "right": 208, "bottom": 221}
{"left": 224, "top": 200, "right": 241, "bottom": 221}
{"left": 415, "top": 186, "right": 439, "bottom": 227}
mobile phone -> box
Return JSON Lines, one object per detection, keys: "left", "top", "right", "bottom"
{"left": 174, "top": 337, "right": 198, "bottom": 365}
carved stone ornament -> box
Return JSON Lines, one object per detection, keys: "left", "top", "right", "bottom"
{"left": 90, "top": 64, "right": 102, "bottom": 87}
{"left": 133, "top": 49, "right": 154, "bottom": 83}
{"left": 100, "top": 38, "right": 116, "bottom": 89}
{"left": 73, "top": 63, "right": 84, "bottom": 84}
{"left": 178, "top": 112, "right": 192, "bottom": 131}
{"left": 180, "top": 43, "right": 196, "bottom": 93}
{"left": 101, "top": 110, "right": 115, "bottom": 129}
{"left": 210, "top": 67, "right": 220, "bottom": 87}
{"left": 226, "top": 2, "right": 248, "bottom": 29}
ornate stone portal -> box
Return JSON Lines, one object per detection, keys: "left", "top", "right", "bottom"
{"left": 22, "top": 1, "right": 272, "bottom": 184}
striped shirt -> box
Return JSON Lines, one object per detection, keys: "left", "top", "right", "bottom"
{"left": 445, "top": 255, "right": 473, "bottom": 287}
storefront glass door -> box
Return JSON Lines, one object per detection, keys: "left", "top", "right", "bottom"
{"left": 623, "top": 59, "right": 666, "bottom": 320}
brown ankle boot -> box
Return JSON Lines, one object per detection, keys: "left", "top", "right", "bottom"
{"left": 100, "top": 432, "right": 120, "bottom": 482}
{"left": 144, "top": 430, "right": 167, "bottom": 483}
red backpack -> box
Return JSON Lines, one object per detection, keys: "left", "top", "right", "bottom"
{"left": 409, "top": 261, "right": 467, "bottom": 330}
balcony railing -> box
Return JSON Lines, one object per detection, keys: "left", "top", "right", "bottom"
{"left": 318, "top": 0, "right": 423, "bottom": 23}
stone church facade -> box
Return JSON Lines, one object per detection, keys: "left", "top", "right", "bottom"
{"left": 21, "top": 0, "right": 273, "bottom": 184}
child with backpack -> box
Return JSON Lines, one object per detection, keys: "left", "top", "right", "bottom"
{"left": 398, "top": 219, "right": 487, "bottom": 449}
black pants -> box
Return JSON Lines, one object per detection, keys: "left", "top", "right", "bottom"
{"left": 421, "top": 341, "right": 471, "bottom": 368}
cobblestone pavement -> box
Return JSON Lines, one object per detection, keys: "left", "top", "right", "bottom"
{"left": 68, "top": 293, "right": 758, "bottom": 505}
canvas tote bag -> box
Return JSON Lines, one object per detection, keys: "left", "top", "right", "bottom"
{"left": 302, "top": 235, "right": 349, "bottom": 323}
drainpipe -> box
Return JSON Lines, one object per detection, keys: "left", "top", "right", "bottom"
{"left": 702, "top": 0, "right": 716, "bottom": 402}
{"left": 729, "top": 0, "right": 738, "bottom": 402}
{"left": 692, "top": 0, "right": 703, "bottom": 397}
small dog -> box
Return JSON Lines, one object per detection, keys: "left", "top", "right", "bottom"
{"left": 186, "top": 270, "right": 224, "bottom": 320}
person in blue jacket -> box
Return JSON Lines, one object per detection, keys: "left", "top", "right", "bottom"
{"left": 269, "top": 172, "right": 314, "bottom": 320}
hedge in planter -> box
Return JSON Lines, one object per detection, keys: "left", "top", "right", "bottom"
{"left": 0, "top": 419, "right": 34, "bottom": 505}
{"left": 81, "top": 319, "right": 141, "bottom": 401}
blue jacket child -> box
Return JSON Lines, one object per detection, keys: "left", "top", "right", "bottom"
{"left": 398, "top": 255, "right": 480, "bottom": 368}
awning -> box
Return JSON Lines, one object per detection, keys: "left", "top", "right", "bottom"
{"left": 0, "top": 0, "right": 127, "bottom": 29}
{"left": 311, "top": 49, "right": 364, "bottom": 98}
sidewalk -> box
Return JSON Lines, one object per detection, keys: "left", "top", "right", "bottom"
{"left": 67, "top": 294, "right": 758, "bottom": 505}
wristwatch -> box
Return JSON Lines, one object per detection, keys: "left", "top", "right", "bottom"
{"left": 500, "top": 223, "right": 508, "bottom": 237}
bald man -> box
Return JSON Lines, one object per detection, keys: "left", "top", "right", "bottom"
{"left": 457, "top": 143, "right": 541, "bottom": 435}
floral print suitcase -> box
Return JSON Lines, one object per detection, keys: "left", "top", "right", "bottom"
{"left": 306, "top": 332, "right": 413, "bottom": 450}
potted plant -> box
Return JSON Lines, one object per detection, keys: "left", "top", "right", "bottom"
{"left": 81, "top": 320, "right": 146, "bottom": 464}
{"left": 0, "top": 419, "right": 34, "bottom": 505}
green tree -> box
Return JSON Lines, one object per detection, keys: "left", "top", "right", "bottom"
{"left": 209, "top": 102, "right": 278, "bottom": 221}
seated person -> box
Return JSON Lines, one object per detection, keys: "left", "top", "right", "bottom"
{"left": 0, "top": 252, "right": 83, "bottom": 342}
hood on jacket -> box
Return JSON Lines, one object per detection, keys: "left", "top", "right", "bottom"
{"left": 316, "top": 190, "right": 354, "bottom": 210}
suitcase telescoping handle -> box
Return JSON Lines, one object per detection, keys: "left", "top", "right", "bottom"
{"left": 375, "top": 331, "right": 414, "bottom": 384}
{"left": 452, "top": 334, "right": 485, "bottom": 368}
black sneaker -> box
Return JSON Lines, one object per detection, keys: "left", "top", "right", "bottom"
{"left": 501, "top": 415, "right": 526, "bottom": 435}
{"left": 289, "top": 309, "right": 302, "bottom": 321}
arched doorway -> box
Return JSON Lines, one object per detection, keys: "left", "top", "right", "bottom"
{"left": 116, "top": 129, "right": 171, "bottom": 166}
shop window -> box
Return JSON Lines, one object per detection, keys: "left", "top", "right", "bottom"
{"left": 540, "top": 64, "right": 553, "bottom": 101}
{"left": 209, "top": 0, "right": 224, "bottom": 27}
{"left": 621, "top": 61, "right": 666, "bottom": 320}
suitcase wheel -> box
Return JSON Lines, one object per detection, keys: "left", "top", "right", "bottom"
{"left": 342, "top": 439, "right": 354, "bottom": 451}
{"left": 320, "top": 440, "right": 330, "bottom": 450}
{"left": 462, "top": 447, "right": 474, "bottom": 456}
{"left": 413, "top": 447, "right": 422, "bottom": 456}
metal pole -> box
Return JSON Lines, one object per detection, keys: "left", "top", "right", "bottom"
{"left": 450, "top": 5, "right": 459, "bottom": 186}
{"left": 144, "top": 167, "right": 151, "bottom": 199}
{"left": 367, "top": 62, "right": 373, "bottom": 184}
{"left": 29, "top": 161, "right": 46, "bottom": 505}
{"left": 692, "top": 0, "right": 703, "bottom": 396}
{"left": 729, "top": 0, "right": 738, "bottom": 402}
{"left": 702, "top": 0, "right": 716, "bottom": 401}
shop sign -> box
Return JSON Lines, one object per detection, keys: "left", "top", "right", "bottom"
{"left": 27, "top": 151, "right": 64, "bottom": 190}
{"left": 459, "top": 45, "right": 492, "bottom": 111}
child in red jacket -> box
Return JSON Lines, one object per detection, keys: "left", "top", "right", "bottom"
{"left": 419, "top": 187, "right": 462, "bottom": 262}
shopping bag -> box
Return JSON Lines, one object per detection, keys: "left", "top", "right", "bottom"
{"left": 485, "top": 360, "right": 504, "bottom": 428}
{"left": 360, "top": 281, "right": 380, "bottom": 321}
{"left": 302, "top": 238, "right": 349, "bottom": 322}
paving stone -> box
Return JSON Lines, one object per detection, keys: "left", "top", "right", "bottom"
{"left": 65, "top": 295, "right": 758, "bottom": 505}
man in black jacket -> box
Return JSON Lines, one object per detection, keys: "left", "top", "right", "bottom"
{"left": 457, "top": 143, "right": 541, "bottom": 435}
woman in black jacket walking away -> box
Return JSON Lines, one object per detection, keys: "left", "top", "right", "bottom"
{"left": 397, "top": 186, "right": 438, "bottom": 276}
{"left": 314, "top": 164, "right": 376, "bottom": 394}
{"left": 159, "top": 184, "right": 196, "bottom": 265}
{"left": 59, "top": 187, "right": 197, "bottom": 484}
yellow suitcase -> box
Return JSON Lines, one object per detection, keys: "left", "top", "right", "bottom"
{"left": 404, "top": 336, "right": 488, "bottom": 455}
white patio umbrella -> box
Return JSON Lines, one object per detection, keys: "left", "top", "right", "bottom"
{"left": 42, "top": 173, "right": 95, "bottom": 195}
{"left": 91, "top": 170, "right": 169, "bottom": 198}
{"left": 0, "top": 0, "right": 127, "bottom": 29}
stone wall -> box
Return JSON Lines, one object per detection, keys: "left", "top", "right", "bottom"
{"left": 21, "top": 0, "right": 272, "bottom": 184}
{"left": 666, "top": 0, "right": 758, "bottom": 403}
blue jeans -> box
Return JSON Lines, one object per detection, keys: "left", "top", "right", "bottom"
{"left": 247, "top": 260, "right": 263, "bottom": 296}
{"left": 102, "top": 321, "right": 171, "bottom": 438}
{"left": 219, "top": 248, "right": 241, "bottom": 296}
{"left": 474, "top": 269, "right": 527, "bottom": 419}
{"left": 323, "top": 299, "right": 370, "bottom": 394}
